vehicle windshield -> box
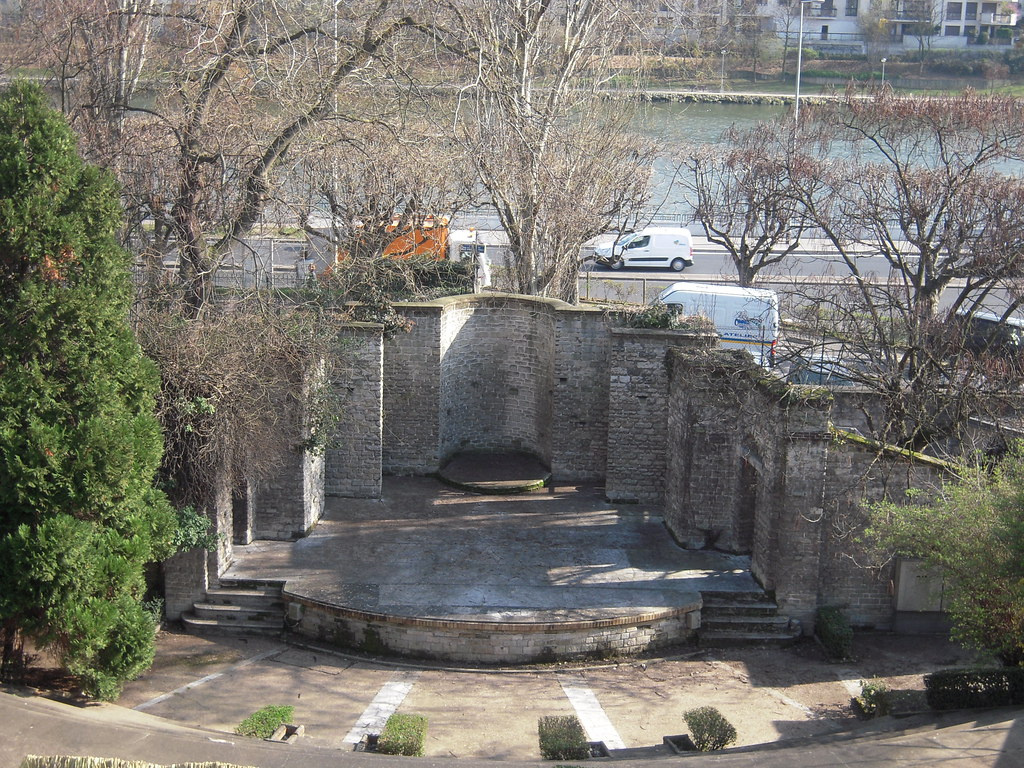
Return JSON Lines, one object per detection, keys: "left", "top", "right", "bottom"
{"left": 616, "top": 233, "right": 638, "bottom": 248}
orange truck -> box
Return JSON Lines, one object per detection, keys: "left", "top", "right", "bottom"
{"left": 381, "top": 216, "right": 449, "bottom": 260}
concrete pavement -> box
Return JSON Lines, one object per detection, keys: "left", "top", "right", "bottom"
{"left": 4, "top": 678, "right": 1024, "bottom": 768}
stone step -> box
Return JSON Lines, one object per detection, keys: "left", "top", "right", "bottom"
{"left": 204, "top": 586, "right": 284, "bottom": 609}
{"left": 701, "top": 598, "right": 779, "bottom": 617}
{"left": 216, "top": 577, "right": 286, "bottom": 591}
{"left": 701, "top": 589, "right": 773, "bottom": 604}
{"left": 698, "top": 628, "right": 801, "bottom": 648}
{"left": 700, "top": 614, "right": 795, "bottom": 634}
{"left": 180, "top": 613, "right": 284, "bottom": 638}
{"left": 191, "top": 602, "right": 285, "bottom": 623}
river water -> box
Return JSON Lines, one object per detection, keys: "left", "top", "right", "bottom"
{"left": 626, "top": 101, "right": 788, "bottom": 221}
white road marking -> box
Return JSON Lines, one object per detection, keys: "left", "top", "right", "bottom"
{"left": 343, "top": 671, "right": 421, "bottom": 744}
{"left": 133, "top": 646, "right": 283, "bottom": 711}
{"left": 558, "top": 674, "right": 626, "bottom": 751}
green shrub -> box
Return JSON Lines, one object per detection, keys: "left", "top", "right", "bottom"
{"left": 924, "top": 667, "right": 1024, "bottom": 710}
{"left": 852, "top": 678, "right": 891, "bottom": 718}
{"left": 815, "top": 606, "right": 853, "bottom": 660}
{"left": 234, "top": 705, "right": 294, "bottom": 739}
{"left": 616, "top": 304, "right": 714, "bottom": 332}
{"left": 377, "top": 713, "right": 428, "bottom": 757}
{"left": 538, "top": 715, "right": 591, "bottom": 760}
{"left": 682, "top": 706, "right": 737, "bottom": 751}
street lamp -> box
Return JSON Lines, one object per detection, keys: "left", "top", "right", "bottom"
{"left": 720, "top": 49, "right": 727, "bottom": 94}
{"left": 794, "top": 0, "right": 817, "bottom": 124}
{"left": 880, "top": 57, "right": 887, "bottom": 84}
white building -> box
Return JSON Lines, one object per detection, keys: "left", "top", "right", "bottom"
{"left": 655, "top": 0, "right": 1019, "bottom": 55}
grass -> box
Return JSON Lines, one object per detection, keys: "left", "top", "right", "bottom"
{"left": 376, "top": 713, "right": 428, "bottom": 756}
{"left": 234, "top": 705, "right": 294, "bottom": 739}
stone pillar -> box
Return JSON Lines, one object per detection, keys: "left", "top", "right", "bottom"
{"left": 163, "top": 547, "right": 208, "bottom": 621}
{"left": 605, "top": 329, "right": 714, "bottom": 503}
{"left": 326, "top": 324, "right": 384, "bottom": 498}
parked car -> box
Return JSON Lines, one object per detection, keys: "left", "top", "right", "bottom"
{"left": 786, "top": 353, "right": 863, "bottom": 387}
{"left": 955, "top": 309, "right": 1024, "bottom": 356}
{"left": 594, "top": 226, "right": 693, "bottom": 271}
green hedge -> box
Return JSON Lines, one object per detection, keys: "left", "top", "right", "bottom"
{"left": 538, "top": 715, "right": 591, "bottom": 761}
{"left": 924, "top": 667, "right": 1024, "bottom": 710}
{"left": 816, "top": 606, "right": 853, "bottom": 660}
{"left": 377, "top": 713, "right": 428, "bottom": 756}
{"left": 682, "top": 706, "right": 737, "bottom": 751}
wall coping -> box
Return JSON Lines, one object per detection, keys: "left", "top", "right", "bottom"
{"left": 831, "top": 426, "right": 962, "bottom": 475}
{"left": 395, "top": 292, "right": 577, "bottom": 312}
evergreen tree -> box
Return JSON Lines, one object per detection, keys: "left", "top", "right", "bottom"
{"left": 0, "top": 83, "right": 175, "bottom": 699}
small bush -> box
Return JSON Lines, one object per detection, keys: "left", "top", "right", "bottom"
{"left": 616, "top": 304, "right": 714, "bottom": 332}
{"left": 538, "top": 715, "right": 590, "bottom": 761}
{"left": 235, "top": 705, "right": 294, "bottom": 739}
{"left": 815, "top": 606, "right": 853, "bottom": 660}
{"left": 924, "top": 667, "right": 1024, "bottom": 710}
{"left": 682, "top": 706, "right": 737, "bottom": 752}
{"left": 852, "top": 678, "right": 891, "bottom": 718}
{"left": 377, "top": 713, "right": 428, "bottom": 757}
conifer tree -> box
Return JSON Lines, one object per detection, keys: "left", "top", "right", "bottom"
{"left": 0, "top": 82, "right": 176, "bottom": 700}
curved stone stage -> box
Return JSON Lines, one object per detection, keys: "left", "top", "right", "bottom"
{"left": 223, "top": 475, "right": 759, "bottom": 664}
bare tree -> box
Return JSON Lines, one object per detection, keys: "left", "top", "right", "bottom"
{"left": 6, "top": 0, "right": 154, "bottom": 129}
{"left": 291, "top": 118, "right": 479, "bottom": 262}
{"left": 10, "top": 0, "right": 443, "bottom": 315}
{"left": 447, "top": 0, "right": 656, "bottom": 302}
{"left": 678, "top": 122, "right": 805, "bottom": 286}
{"left": 787, "top": 90, "right": 1024, "bottom": 450}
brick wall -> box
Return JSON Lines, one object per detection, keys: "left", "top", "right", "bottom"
{"left": 326, "top": 324, "right": 383, "bottom": 498}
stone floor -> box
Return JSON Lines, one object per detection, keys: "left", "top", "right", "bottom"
{"left": 225, "top": 475, "right": 760, "bottom": 625}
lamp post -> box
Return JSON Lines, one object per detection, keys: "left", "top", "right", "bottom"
{"left": 880, "top": 57, "right": 887, "bottom": 84}
{"left": 794, "top": 0, "right": 815, "bottom": 123}
{"left": 720, "top": 49, "right": 727, "bottom": 93}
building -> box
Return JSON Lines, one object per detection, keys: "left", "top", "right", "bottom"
{"left": 655, "top": 0, "right": 1020, "bottom": 55}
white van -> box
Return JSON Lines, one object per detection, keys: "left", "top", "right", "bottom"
{"left": 594, "top": 227, "right": 693, "bottom": 271}
{"left": 656, "top": 282, "right": 781, "bottom": 368}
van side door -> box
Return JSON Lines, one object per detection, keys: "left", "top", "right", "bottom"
{"left": 622, "top": 234, "right": 653, "bottom": 267}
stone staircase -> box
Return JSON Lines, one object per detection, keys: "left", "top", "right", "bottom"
{"left": 698, "top": 590, "right": 801, "bottom": 648}
{"left": 181, "top": 578, "right": 286, "bottom": 638}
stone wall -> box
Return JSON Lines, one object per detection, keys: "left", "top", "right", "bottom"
{"left": 378, "top": 294, "right": 610, "bottom": 478}
{"left": 438, "top": 295, "right": 561, "bottom": 464}
{"left": 164, "top": 464, "right": 231, "bottom": 621}
{"left": 662, "top": 348, "right": 949, "bottom": 631}
{"left": 327, "top": 324, "right": 384, "bottom": 498}
{"left": 819, "top": 439, "right": 946, "bottom": 628}
{"left": 382, "top": 304, "right": 442, "bottom": 474}
{"left": 252, "top": 364, "right": 326, "bottom": 541}
{"left": 163, "top": 547, "right": 208, "bottom": 621}
{"left": 605, "top": 329, "right": 716, "bottom": 503}
{"left": 550, "top": 307, "right": 611, "bottom": 481}
{"left": 284, "top": 592, "right": 700, "bottom": 664}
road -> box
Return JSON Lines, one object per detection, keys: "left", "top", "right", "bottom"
{"left": 577, "top": 236, "right": 997, "bottom": 315}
